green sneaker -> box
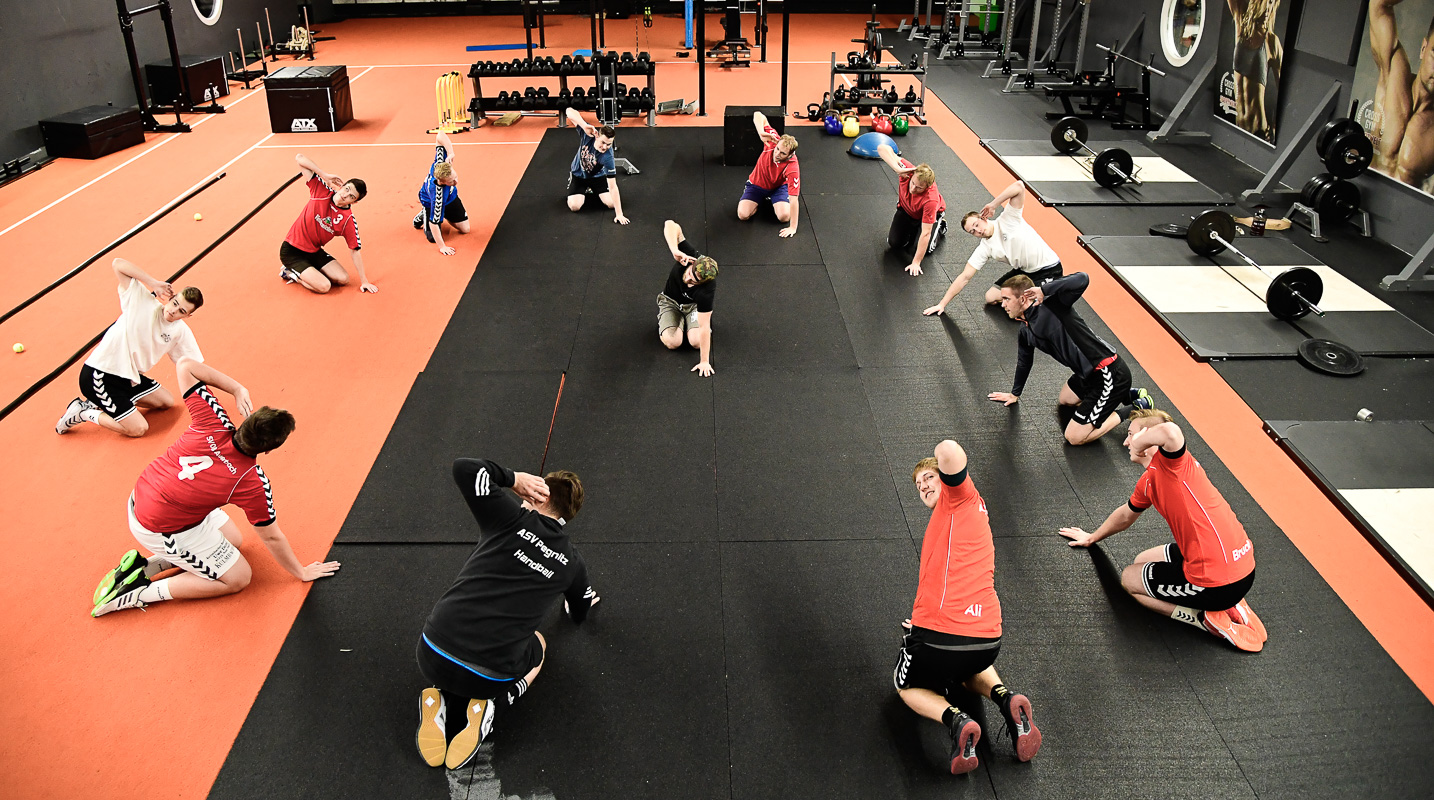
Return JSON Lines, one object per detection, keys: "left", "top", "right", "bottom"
{"left": 1131, "top": 387, "right": 1154, "bottom": 410}
{"left": 92, "top": 550, "right": 148, "bottom": 606}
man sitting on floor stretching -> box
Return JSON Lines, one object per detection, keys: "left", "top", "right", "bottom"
{"left": 1058, "top": 409, "right": 1266, "bottom": 652}
{"left": 896, "top": 439, "right": 1042, "bottom": 775}
{"left": 415, "top": 458, "right": 598, "bottom": 770}
{"left": 876, "top": 143, "right": 948, "bottom": 276}
{"left": 924, "top": 180, "right": 1061, "bottom": 315}
{"left": 279, "top": 153, "right": 376, "bottom": 294}
{"left": 564, "top": 108, "right": 629, "bottom": 225}
{"left": 657, "top": 219, "right": 719, "bottom": 377}
{"left": 737, "top": 111, "right": 801, "bottom": 238}
{"left": 988, "top": 272, "right": 1152, "bottom": 446}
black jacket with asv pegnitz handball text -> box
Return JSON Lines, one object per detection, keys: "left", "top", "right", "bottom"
{"left": 423, "top": 458, "right": 595, "bottom": 678}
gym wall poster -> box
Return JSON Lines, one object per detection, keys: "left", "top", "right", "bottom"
{"left": 1214, "top": 0, "right": 1293, "bottom": 145}
{"left": 1354, "top": 0, "right": 1434, "bottom": 196}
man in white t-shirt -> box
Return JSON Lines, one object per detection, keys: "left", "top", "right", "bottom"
{"left": 56, "top": 257, "right": 213, "bottom": 438}
{"left": 922, "top": 181, "right": 1064, "bottom": 316}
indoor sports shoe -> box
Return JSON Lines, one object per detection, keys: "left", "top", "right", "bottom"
{"left": 280, "top": 265, "right": 300, "bottom": 284}
{"left": 1230, "top": 599, "right": 1268, "bottom": 643}
{"left": 1202, "top": 609, "right": 1263, "bottom": 652}
{"left": 92, "top": 550, "right": 149, "bottom": 605}
{"left": 91, "top": 572, "right": 152, "bottom": 618}
{"left": 1000, "top": 694, "right": 1043, "bottom": 762}
{"left": 413, "top": 211, "right": 424, "bottom": 230}
{"left": 416, "top": 688, "right": 447, "bottom": 767}
{"left": 1131, "top": 387, "right": 1154, "bottom": 410}
{"left": 444, "top": 697, "right": 495, "bottom": 770}
{"left": 947, "top": 711, "right": 982, "bottom": 775}
{"left": 55, "top": 397, "right": 95, "bottom": 434}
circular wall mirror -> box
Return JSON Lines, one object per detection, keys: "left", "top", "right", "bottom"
{"left": 1161, "top": 0, "right": 1205, "bottom": 68}
{"left": 191, "top": 0, "right": 223, "bottom": 27}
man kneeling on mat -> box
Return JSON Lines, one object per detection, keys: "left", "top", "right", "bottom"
{"left": 564, "top": 108, "right": 629, "bottom": 224}
{"left": 415, "top": 458, "right": 598, "bottom": 769}
{"left": 924, "top": 180, "right": 1060, "bottom": 315}
{"left": 412, "top": 131, "right": 469, "bottom": 256}
{"left": 897, "top": 440, "right": 1042, "bottom": 775}
{"left": 1058, "top": 409, "right": 1266, "bottom": 652}
{"left": 876, "top": 144, "right": 947, "bottom": 276}
{"left": 280, "top": 153, "right": 377, "bottom": 294}
{"left": 988, "top": 272, "right": 1152, "bottom": 446}
{"left": 737, "top": 111, "right": 801, "bottom": 238}
{"left": 657, "top": 220, "right": 718, "bottom": 377}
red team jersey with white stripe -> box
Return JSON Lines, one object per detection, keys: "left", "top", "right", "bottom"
{"left": 284, "top": 176, "right": 361, "bottom": 253}
{"left": 131, "top": 384, "right": 276, "bottom": 534}
{"left": 1129, "top": 448, "right": 1254, "bottom": 587}
{"left": 912, "top": 474, "right": 1002, "bottom": 638}
{"left": 746, "top": 126, "right": 801, "bottom": 196}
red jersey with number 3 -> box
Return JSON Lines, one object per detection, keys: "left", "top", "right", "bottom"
{"left": 746, "top": 126, "right": 801, "bottom": 196}
{"left": 131, "top": 384, "right": 276, "bottom": 534}
{"left": 284, "top": 176, "right": 361, "bottom": 253}
{"left": 1129, "top": 448, "right": 1253, "bottom": 587}
{"left": 911, "top": 473, "right": 1002, "bottom": 637}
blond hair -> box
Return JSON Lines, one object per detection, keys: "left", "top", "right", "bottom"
{"left": 911, "top": 457, "right": 939, "bottom": 484}
{"left": 778, "top": 134, "right": 799, "bottom": 153}
{"left": 912, "top": 164, "right": 935, "bottom": 186}
{"left": 433, "top": 162, "right": 454, "bottom": 181}
{"left": 1128, "top": 408, "right": 1174, "bottom": 424}
{"left": 1235, "top": 0, "right": 1275, "bottom": 41}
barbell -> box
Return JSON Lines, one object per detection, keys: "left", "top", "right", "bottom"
{"left": 1186, "top": 209, "right": 1325, "bottom": 321}
{"left": 1050, "top": 117, "right": 1141, "bottom": 189}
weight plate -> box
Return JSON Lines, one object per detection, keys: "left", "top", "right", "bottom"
{"left": 1092, "top": 148, "right": 1134, "bottom": 189}
{"left": 1149, "top": 223, "right": 1189, "bottom": 238}
{"left": 1301, "top": 173, "right": 1332, "bottom": 207}
{"left": 1050, "top": 116, "right": 1087, "bottom": 155}
{"left": 1316, "top": 118, "right": 1363, "bottom": 160}
{"left": 1266, "top": 267, "right": 1323, "bottom": 321}
{"left": 1325, "top": 130, "right": 1373, "bottom": 179}
{"left": 1296, "top": 338, "right": 1365, "bottom": 376}
{"left": 1317, "top": 178, "right": 1361, "bottom": 221}
{"left": 1187, "top": 209, "right": 1236, "bottom": 256}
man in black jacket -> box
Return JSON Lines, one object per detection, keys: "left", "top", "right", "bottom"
{"left": 414, "top": 458, "right": 599, "bottom": 769}
{"left": 987, "top": 273, "right": 1151, "bottom": 445}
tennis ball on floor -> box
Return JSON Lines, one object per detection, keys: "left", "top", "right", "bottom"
{"left": 193, "top": 212, "right": 203, "bottom": 221}
{"left": 12, "top": 343, "right": 24, "bottom": 353}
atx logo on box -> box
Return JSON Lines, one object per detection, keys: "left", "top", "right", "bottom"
{"left": 291, "top": 118, "right": 318, "bottom": 132}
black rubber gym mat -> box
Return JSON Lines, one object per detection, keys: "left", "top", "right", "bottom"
{"left": 1082, "top": 234, "right": 1325, "bottom": 268}
{"left": 1290, "top": 311, "right": 1434, "bottom": 357}
{"left": 980, "top": 139, "right": 1231, "bottom": 206}
{"left": 700, "top": 159, "right": 824, "bottom": 265}
{"left": 1214, "top": 357, "right": 1434, "bottom": 422}
{"left": 1265, "top": 420, "right": 1434, "bottom": 490}
{"left": 482, "top": 192, "right": 605, "bottom": 266}
{"left": 567, "top": 262, "right": 699, "bottom": 373}
{"left": 711, "top": 263, "right": 859, "bottom": 368}
{"left": 427, "top": 264, "right": 590, "bottom": 373}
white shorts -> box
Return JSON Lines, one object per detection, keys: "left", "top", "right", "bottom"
{"left": 127, "top": 494, "right": 241, "bottom": 580}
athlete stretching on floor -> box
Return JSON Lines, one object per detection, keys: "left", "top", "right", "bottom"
{"left": 1058, "top": 409, "right": 1266, "bottom": 652}
{"left": 876, "top": 143, "right": 948, "bottom": 276}
{"left": 412, "top": 130, "right": 470, "bottom": 256}
{"left": 90, "top": 358, "right": 339, "bottom": 618}
{"left": 279, "top": 153, "right": 377, "bottom": 294}
{"left": 925, "top": 181, "right": 1062, "bottom": 314}
{"left": 896, "top": 440, "right": 1041, "bottom": 775}
{"left": 564, "top": 108, "right": 629, "bottom": 224}
{"left": 737, "top": 111, "right": 801, "bottom": 238}
{"left": 657, "top": 220, "right": 719, "bottom": 377}
{"left": 989, "top": 273, "right": 1151, "bottom": 446}
{"left": 415, "top": 458, "right": 597, "bottom": 770}
{"left": 56, "top": 257, "right": 203, "bottom": 439}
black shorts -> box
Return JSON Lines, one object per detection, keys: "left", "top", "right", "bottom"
{"left": 567, "top": 174, "right": 610, "bottom": 196}
{"left": 1066, "top": 356, "right": 1132, "bottom": 427}
{"left": 80, "top": 364, "right": 161, "bottom": 422}
{"left": 1142, "top": 543, "right": 1256, "bottom": 612}
{"left": 416, "top": 634, "right": 538, "bottom": 701}
{"left": 424, "top": 196, "right": 468, "bottom": 226}
{"left": 279, "top": 241, "right": 336, "bottom": 273}
{"left": 892, "top": 627, "right": 1001, "bottom": 697}
{"left": 994, "top": 262, "right": 1063, "bottom": 288}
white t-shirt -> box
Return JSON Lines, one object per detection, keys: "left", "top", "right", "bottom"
{"left": 967, "top": 204, "right": 1060, "bottom": 273}
{"left": 85, "top": 278, "right": 203, "bottom": 383}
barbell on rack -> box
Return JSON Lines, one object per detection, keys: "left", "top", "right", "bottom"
{"left": 1050, "top": 116, "right": 1142, "bottom": 189}
{"left": 1186, "top": 209, "right": 1325, "bottom": 321}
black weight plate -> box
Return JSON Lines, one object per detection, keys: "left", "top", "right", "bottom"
{"left": 1187, "top": 209, "right": 1236, "bottom": 256}
{"left": 1316, "top": 118, "right": 1363, "bottom": 159}
{"left": 1301, "top": 173, "right": 1332, "bottom": 207}
{"left": 1296, "top": 338, "right": 1365, "bottom": 376}
{"left": 1149, "top": 223, "right": 1189, "bottom": 238}
{"left": 1317, "top": 178, "right": 1361, "bottom": 221}
{"left": 1050, "top": 116, "right": 1087, "bottom": 154}
{"left": 1324, "top": 130, "right": 1373, "bottom": 179}
{"left": 1266, "top": 267, "right": 1323, "bottom": 321}
{"left": 1092, "top": 148, "right": 1134, "bottom": 189}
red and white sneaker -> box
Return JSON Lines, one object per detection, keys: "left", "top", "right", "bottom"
{"left": 1001, "top": 694, "right": 1043, "bottom": 762}
{"left": 947, "top": 712, "right": 982, "bottom": 775}
{"left": 1229, "top": 599, "right": 1267, "bottom": 643}
{"left": 1202, "top": 609, "right": 1263, "bottom": 652}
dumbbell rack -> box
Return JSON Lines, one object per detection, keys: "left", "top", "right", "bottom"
{"left": 467, "top": 53, "right": 657, "bottom": 128}
{"left": 828, "top": 51, "right": 929, "bottom": 124}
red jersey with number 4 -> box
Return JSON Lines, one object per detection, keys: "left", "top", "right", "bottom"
{"left": 897, "top": 158, "right": 946, "bottom": 223}
{"left": 746, "top": 126, "right": 801, "bottom": 196}
{"left": 1129, "top": 448, "right": 1254, "bottom": 587}
{"left": 284, "top": 176, "right": 361, "bottom": 253}
{"left": 912, "top": 474, "right": 1002, "bottom": 637}
{"left": 131, "top": 384, "right": 276, "bottom": 534}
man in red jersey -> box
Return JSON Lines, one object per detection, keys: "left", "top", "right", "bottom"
{"left": 895, "top": 440, "right": 1042, "bottom": 775}
{"left": 279, "top": 153, "right": 377, "bottom": 294}
{"left": 737, "top": 112, "right": 801, "bottom": 238}
{"left": 1058, "top": 408, "right": 1266, "bottom": 652}
{"left": 89, "top": 358, "right": 340, "bottom": 617}
{"left": 876, "top": 143, "right": 948, "bottom": 276}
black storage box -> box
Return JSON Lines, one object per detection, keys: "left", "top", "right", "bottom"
{"left": 146, "top": 54, "right": 231, "bottom": 106}
{"left": 265, "top": 65, "right": 353, "bottom": 133}
{"left": 39, "top": 106, "right": 145, "bottom": 160}
{"left": 723, "top": 105, "right": 784, "bottom": 166}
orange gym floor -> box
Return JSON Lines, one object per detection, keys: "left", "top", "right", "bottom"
{"left": 0, "top": 12, "right": 1431, "bottom": 799}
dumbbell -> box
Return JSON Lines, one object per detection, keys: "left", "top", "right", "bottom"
{"left": 1050, "top": 116, "right": 1141, "bottom": 189}
{"left": 495, "top": 91, "right": 510, "bottom": 109}
{"left": 1315, "top": 118, "right": 1373, "bottom": 179}
{"left": 640, "top": 87, "right": 654, "bottom": 111}
{"left": 1186, "top": 209, "right": 1325, "bottom": 321}
{"left": 573, "top": 54, "right": 588, "bottom": 72}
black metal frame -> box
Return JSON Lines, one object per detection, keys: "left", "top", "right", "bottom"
{"left": 115, "top": 0, "right": 224, "bottom": 132}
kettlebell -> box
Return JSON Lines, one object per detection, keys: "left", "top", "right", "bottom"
{"left": 806, "top": 103, "right": 823, "bottom": 122}
{"left": 884, "top": 87, "right": 899, "bottom": 104}
{"left": 847, "top": 51, "right": 863, "bottom": 68}
{"left": 904, "top": 86, "right": 918, "bottom": 104}
{"left": 823, "top": 112, "right": 843, "bottom": 136}
{"left": 842, "top": 111, "right": 860, "bottom": 138}
{"left": 872, "top": 110, "right": 893, "bottom": 135}
{"left": 833, "top": 86, "right": 848, "bottom": 103}
{"left": 892, "top": 114, "right": 910, "bottom": 136}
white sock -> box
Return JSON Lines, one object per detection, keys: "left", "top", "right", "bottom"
{"left": 80, "top": 408, "right": 101, "bottom": 423}
{"left": 137, "top": 578, "right": 175, "bottom": 604}
{"left": 143, "top": 557, "right": 176, "bottom": 578}
{"left": 1170, "top": 605, "right": 1204, "bottom": 630}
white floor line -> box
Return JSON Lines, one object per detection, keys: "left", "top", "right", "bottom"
{"left": 255, "top": 142, "right": 543, "bottom": 148}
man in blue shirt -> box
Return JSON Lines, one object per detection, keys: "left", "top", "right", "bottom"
{"left": 563, "top": 108, "right": 629, "bottom": 225}
{"left": 412, "top": 131, "right": 469, "bottom": 255}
